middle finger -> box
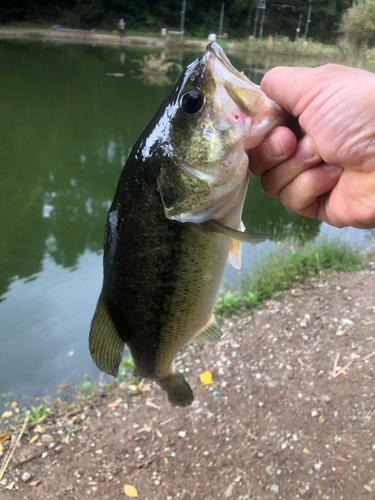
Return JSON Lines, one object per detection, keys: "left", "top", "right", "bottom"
{"left": 261, "top": 135, "right": 322, "bottom": 198}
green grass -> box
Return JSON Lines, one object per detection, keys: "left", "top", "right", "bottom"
{"left": 215, "top": 236, "right": 367, "bottom": 319}
{"left": 28, "top": 404, "right": 50, "bottom": 423}
{"left": 231, "top": 36, "right": 341, "bottom": 58}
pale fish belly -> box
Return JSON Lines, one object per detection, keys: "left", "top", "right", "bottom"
{"left": 155, "top": 225, "right": 231, "bottom": 378}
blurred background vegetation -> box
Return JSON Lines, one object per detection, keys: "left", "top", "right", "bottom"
{"left": 1, "top": 0, "right": 371, "bottom": 45}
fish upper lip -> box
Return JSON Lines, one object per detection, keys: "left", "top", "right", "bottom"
{"left": 205, "top": 43, "right": 251, "bottom": 88}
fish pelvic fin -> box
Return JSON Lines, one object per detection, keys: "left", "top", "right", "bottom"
{"left": 157, "top": 371, "right": 194, "bottom": 407}
{"left": 89, "top": 291, "right": 125, "bottom": 377}
{"left": 188, "top": 315, "right": 223, "bottom": 344}
{"left": 228, "top": 239, "right": 242, "bottom": 269}
{"left": 228, "top": 220, "right": 245, "bottom": 270}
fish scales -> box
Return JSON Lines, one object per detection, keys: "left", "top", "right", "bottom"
{"left": 90, "top": 43, "right": 285, "bottom": 407}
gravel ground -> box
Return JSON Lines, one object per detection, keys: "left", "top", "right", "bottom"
{"left": 1, "top": 266, "right": 375, "bottom": 500}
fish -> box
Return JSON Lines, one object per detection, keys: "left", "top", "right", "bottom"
{"left": 89, "top": 43, "right": 285, "bottom": 407}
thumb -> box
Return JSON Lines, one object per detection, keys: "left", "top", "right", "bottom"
{"left": 260, "top": 66, "right": 319, "bottom": 117}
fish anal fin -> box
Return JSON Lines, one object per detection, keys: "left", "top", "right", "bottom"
{"left": 188, "top": 315, "right": 223, "bottom": 344}
{"left": 89, "top": 292, "right": 125, "bottom": 377}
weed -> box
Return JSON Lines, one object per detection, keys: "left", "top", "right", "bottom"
{"left": 80, "top": 380, "right": 96, "bottom": 392}
{"left": 28, "top": 404, "right": 50, "bottom": 423}
{"left": 215, "top": 236, "right": 367, "bottom": 318}
{"left": 118, "top": 356, "right": 135, "bottom": 379}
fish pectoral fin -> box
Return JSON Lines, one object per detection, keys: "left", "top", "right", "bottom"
{"left": 157, "top": 165, "right": 213, "bottom": 221}
{"left": 188, "top": 315, "right": 223, "bottom": 344}
{"left": 204, "top": 219, "right": 269, "bottom": 244}
{"left": 157, "top": 371, "right": 194, "bottom": 407}
{"left": 89, "top": 292, "right": 125, "bottom": 377}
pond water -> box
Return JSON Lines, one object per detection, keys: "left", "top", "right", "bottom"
{"left": 0, "top": 40, "right": 371, "bottom": 406}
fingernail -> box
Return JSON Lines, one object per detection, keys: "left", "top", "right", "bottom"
{"left": 264, "top": 133, "right": 284, "bottom": 158}
{"left": 298, "top": 135, "right": 316, "bottom": 159}
{"left": 324, "top": 163, "right": 342, "bottom": 173}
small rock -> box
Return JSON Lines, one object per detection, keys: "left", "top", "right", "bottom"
{"left": 270, "top": 484, "right": 279, "bottom": 494}
{"left": 5, "top": 481, "right": 15, "bottom": 490}
{"left": 265, "top": 466, "right": 275, "bottom": 476}
{"left": 154, "top": 480, "right": 160, "bottom": 486}
{"left": 22, "top": 472, "right": 32, "bottom": 483}
{"left": 80, "top": 413, "right": 87, "bottom": 421}
{"left": 42, "top": 452, "right": 48, "bottom": 459}
{"left": 178, "top": 431, "right": 186, "bottom": 438}
{"left": 224, "top": 484, "right": 233, "bottom": 497}
{"left": 0, "top": 478, "right": 7, "bottom": 486}
{"left": 311, "top": 410, "right": 318, "bottom": 417}
{"left": 41, "top": 434, "right": 54, "bottom": 445}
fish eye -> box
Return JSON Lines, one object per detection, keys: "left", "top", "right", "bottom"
{"left": 180, "top": 90, "right": 204, "bottom": 115}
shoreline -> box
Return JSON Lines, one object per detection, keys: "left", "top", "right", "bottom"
{"left": 1, "top": 265, "right": 375, "bottom": 498}
{"left": 0, "top": 27, "right": 208, "bottom": 50}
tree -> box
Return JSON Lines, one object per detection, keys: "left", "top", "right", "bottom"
{"left": 340, "top": 0, "right": 375, "bottom": 47}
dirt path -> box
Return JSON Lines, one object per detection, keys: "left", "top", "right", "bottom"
{"left": 0, "top": 28, "right": 208, "bottom": 50}
{"left": 1, "top": 265, "right": 375, "bottom": 499}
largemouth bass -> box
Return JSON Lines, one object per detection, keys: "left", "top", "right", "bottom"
{"left": 90, "top": 43, "right": 284, "bottom": 407}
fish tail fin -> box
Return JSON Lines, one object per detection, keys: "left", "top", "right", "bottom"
{"left": 89, "top": 291, "right": 125, "bottom": 377}
{"left": 157, "top": 371, "right": 194, "bottom": 407}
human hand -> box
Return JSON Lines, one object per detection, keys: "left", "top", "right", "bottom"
{"left": 248, "top": 64, "right": 375, "bottom": 229}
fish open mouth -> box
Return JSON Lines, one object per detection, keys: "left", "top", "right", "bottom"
{"left": 204, "top": 43, "right": 286, "bottom": 149}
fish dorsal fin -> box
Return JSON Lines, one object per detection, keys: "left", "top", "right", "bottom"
{"left": 89, "top": 292, "right": 125, "bottom": 377}
{"left": 204, "top": 219, "right": 269, "bottom": 244}
{"left": 228, "top": 220, "right": 245, "bottom": 269}
{"left": 189, "top": 315, "right": 223, "bottom": 344}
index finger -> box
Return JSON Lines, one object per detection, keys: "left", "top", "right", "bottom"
{"left": 248, "top": 126, "right": 297, "bottom": 177}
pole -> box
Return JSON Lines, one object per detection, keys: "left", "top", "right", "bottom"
{"left": 259, "top": 1, "right": 266, "bottom": 41}
{"left": 180, "top": 0, "right": 186, "bottom": 43}
{"left": 296, "top": 13, "right": 302, "bottom": 41}
{"left": 219, "top": 2, "right": 225, "bottom": 38}
{"left": 304, "top": 4, "right": 312, "bottom": 39}
{"left": 253, "top": 5, "right": 259, "bottom": 38}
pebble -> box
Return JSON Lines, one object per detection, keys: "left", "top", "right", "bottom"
{"left": 270, "top": 484, "right": 279, "bottom": 494}
{"left": 311, "top": 411, "right": 318, "bottom": 417}
{"left": 41, "top": 434, "right": 54, "bottom": 445}
{"left": 0, "top": 478, "right": 7, "bottom": 486}
{"left": 22, "top": 472, "right": 32, "bottom": 483}
{"left": 265, "top": 465, "right": 275, "bottom": 476}
{"left": 42, "top": 452, "right": 48, "bottom": 459}
{"left": 178, "top": 431, "right": 186, "bottom": 438}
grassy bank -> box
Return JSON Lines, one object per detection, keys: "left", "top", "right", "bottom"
{"left": 215, "top": 236, "right": 367, "bottom": 318}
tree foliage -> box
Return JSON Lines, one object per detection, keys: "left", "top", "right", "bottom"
{"left": 340, "top": 0, "right": 375, "bottom": 47}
